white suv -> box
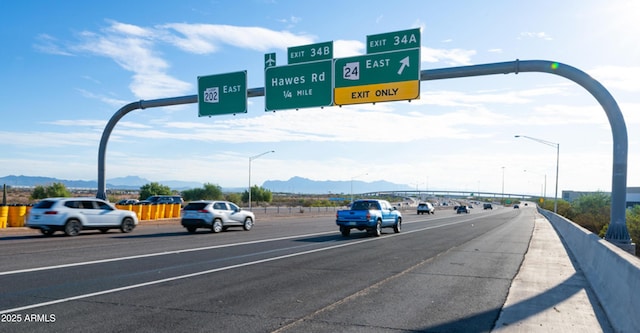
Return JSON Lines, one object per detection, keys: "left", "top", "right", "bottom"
{"left": 26, "top": 197, "right": 139, "bottom": 236}
{"left": 417, "top": 202, "right": 435, "bottom": 215}
{"left": 181, "top": 200, "right": 255, "bottom": 233}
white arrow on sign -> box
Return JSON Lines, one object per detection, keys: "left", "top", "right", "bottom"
{"left": 397, "top": 56, "right": 410, "bottom": 75}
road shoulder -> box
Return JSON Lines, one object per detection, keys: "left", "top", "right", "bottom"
{"left": 492, "top": 212, "right": 613, "bottom": 332}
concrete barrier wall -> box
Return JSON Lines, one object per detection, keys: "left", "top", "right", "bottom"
{"left": 538, "top": 208, "right": 640, "bottom": 333}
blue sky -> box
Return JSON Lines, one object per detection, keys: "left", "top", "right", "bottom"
{"left": 1, "top": 0, "right": 639, "bottom": 196}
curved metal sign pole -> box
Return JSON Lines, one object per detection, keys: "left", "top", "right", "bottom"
{"left": 97, "top": 60, "right": 631, "bottom": 249}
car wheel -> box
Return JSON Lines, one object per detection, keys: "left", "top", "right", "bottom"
{"left": 243, "top": 217, "right": 253, "bottom": 231}
{"left": 212, "top": 219, "right": 223, "bottom": 233}
{"left": 372, "top": 219, "right": 382, "bottom": 237}
{"left": 393, "top": 217, "right": 402, "bottom": 233}
{"left": 120, "top": 217, "right": 135, "bottom": 233}
{"left": 64, "top": 219, "right": 82, "bottom": 236}
{"left": 340, "top": 226, "right": 350, "bottom": 237}
{"left": 41, "top": 229, "right": 54, "bottom": 236}
{"left": 186, "top": 227, "right": 196, "bottom": 233}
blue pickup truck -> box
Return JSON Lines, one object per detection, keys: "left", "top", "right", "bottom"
{"left": 336, "top": 199, "right": 402, "bottom": 237}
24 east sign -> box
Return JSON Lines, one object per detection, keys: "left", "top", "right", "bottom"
{"left": 334, "top": 48, "right": 420, "bottom": 105}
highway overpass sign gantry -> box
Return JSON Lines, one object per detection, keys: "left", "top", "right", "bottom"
{"left": 100, "top": 28, "right": 632, "bottom": 254}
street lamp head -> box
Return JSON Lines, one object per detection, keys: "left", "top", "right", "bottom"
{"left": 514, "top": 135, "right": 521, "bottom": 138}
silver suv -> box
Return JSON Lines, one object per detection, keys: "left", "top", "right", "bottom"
{"left": 181, "top": 201, "right": 255, "bottom": 233}
{"left": 26, "top": 197, "right": 139, "bottom": 236}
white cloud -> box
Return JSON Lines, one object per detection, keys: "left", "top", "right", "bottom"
{"left": 0, "top": 131, "right": 99, "bottom": 148}
{"left": 76, "top": 88, "right": 129, "bottom": 108}
{"left": 416, "top": 85, "right": 567, "bottom": 108}
{"left": 588, "top": 66, "right": 640, "bottom": 93}
{"left": 72, "top": 24, "right": 193, "bottom": 100}
{"left": 160, "top": 23, "right": 315, "bottom": 53}
{"left": 334, "top": 39, "right": 365, "bottom": 58}
{"left": 129, "top": 72, "right": 192, "bottom": 100}
{"left": 620, "top": 102, "right": 640, "bottom": 125}
{"left": 518, "top": 32, "right": 553, "bottom": 40}
{"left": 61, "top": 21, "right": 324, "bottom": 101}
{"left": 107, "top": 20, "right": 154, "bottom": 37}
{"left": 421, "top": 46, "right": 476, "bottom": 65}
{"left": 33, "top": 34, "right": 74, "bottom": 56}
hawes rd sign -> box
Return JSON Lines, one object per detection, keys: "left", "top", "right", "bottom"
{"left": 264, "top": 41, "right": 334, "bottom": 111}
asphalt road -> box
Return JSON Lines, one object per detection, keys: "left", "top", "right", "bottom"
{"left": 0, "top": 205, "right": 534, "bottom": 332}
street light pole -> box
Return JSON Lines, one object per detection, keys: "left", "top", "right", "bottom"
{"left": 501, "top": 166, "right": 505, "bottom": 204}
{"left": 248, "top": 150, "right": 275, "bottom": 211}
{"left": 515, "top": 135, "right": 559, "bottom": 213}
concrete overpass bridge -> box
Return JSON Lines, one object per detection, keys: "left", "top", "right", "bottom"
{"left": 359, "top": 189, "right": 537, "bottom": 202}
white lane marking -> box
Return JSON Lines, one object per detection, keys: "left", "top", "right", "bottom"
{"left": 0, "top": 211, "right": 499, "bottom": 277}
{"left": 0, "top": 217, "right": 486, "bottom": 314}
{"left": 0, "top": 232, "right": 333, "bottom": 276}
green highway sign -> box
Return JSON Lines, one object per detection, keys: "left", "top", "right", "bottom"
{"left": 197, "top": 71, "right": 247, "bottom": 116}
{"left": 334, "top": 48, "right": 420, "bottom": 105}
{"left": 335, "top": 48, "right": 420, "bottom": 86}
{"left": 264, "top": 59, "right": 333, "bottom": 111}
{"left": 288, "top": 41, "right": 333, "bottom": 64}
{"left": 366, "top": 28, "right": 421, "bottom": 54}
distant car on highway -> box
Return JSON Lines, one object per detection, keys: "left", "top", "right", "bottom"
{"left": 181, "top": 200, "right": 255, "bottom": 233}
{"left": 417, "top": 202, "right": 435, "bottom": 215}
{"left": 140, "top": 195, "right": 184, "bottom": 206}
{"left": 116, "top": 199, "right": 139, "bottom": 205}
{"left": 456, "top": 205, "right": 470, "bottom": 214}
{"left": 513, "top": 204, "right": 520, "bottom": 209}
{"left": 25, "top": 197, "right": 138, "bottom": 236}
{"left": 483, "top": 203, "right": 493, "bottom": 210}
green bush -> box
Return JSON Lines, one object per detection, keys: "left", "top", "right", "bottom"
{"left": 552, "top": 192, "right": 638, "bottom": 256}
{"left": 138, "top": 182, "right": 172, "bottom": 200}
{"left": 625, "top": 205, "right": 640, "bottom": 256}
{"left": 182, "top": 183, "right": 223, "bottom": 201}
{"left": 30, "top": 182, "right": 71, "bottom": 200}
{"left": 242, "top": 186, "right": 272, "bottom": 205}
{"left": 570, "top": 192, "right": 611, "bottom": 234}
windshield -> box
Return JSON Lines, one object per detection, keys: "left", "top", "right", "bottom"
{"left": 351, "top": 201, "right": 379, "bottom": 210}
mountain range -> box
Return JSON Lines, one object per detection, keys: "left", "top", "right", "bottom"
{"left": 0, "top": 175, "right": 201, "bottom": 191}
{"left": 0, "top": 175, "right": 413, "bottom": 194}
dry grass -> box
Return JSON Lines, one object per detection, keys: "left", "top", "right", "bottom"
{"left": 2, "top": 188, "right": 33, "bottom": 205}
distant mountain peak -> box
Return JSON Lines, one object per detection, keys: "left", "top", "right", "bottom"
{"left": 262, "top": 177, "right": 411, "bottom": 194}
